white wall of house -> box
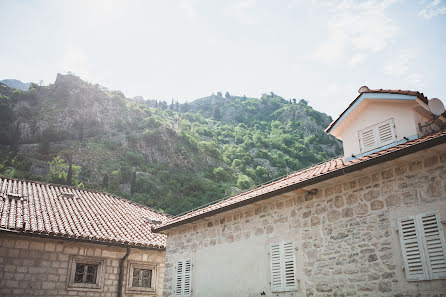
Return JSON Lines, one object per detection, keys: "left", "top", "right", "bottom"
{"left": 162, "top": 145, "right": 446, "bottom": 297}
{"left": 336, "top": 100, "right": 421, "bottom": 157}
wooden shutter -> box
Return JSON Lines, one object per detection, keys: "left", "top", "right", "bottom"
{"left": 419, "top": 212, "right": 446, "bottom": 280}
{"left": 270, "top": 241, "right": 297, "bottom": 292}
{"left": 283, "top": 242, "right": 297, "bottom": 291}
{"left": 398, "top": 211, "right": 446, "bottom": 281}
{"left": 175, "top": 260, "right": 192, "bottom": 296}
{"left": 398, "top": 216, "right": 428, "bottom": 281}
{"left": 359, "top": 128, "right": 377, "bottom": 153}
{"left": 175, "top": 261, "right": 183, "bottom": 296}
{"left": 183, "top": 260, "right": 192, "bottom": 296}
{"left": 377, "top": 119, "right": 396, "bottom": 146}
{"left": 359, "top": 118, "right": 396, "bottom": 153}
{"left": 270, "top": 243, "right": 283, "bottom": 292}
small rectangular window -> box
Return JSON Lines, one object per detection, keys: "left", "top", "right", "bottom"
{"left": 398, "top": 211, "right": 446, "bottom": 281}
{"left": 67, "top": 256, "right": 105, "bottom": 291}
{"left": 132, "top": 268, "right": 152, "bottom": 288}
{"left": 270, "top": 241, "right": 297, "bottom": 292}
{"left": 126, "top": 261, "right": 157, "bottom": 294}
{"left": 74, "top": 263, "right": 98, "bottom": 284}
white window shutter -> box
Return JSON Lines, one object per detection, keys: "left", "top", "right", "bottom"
{"left": 283, "top": 242, "right": 297, "bottom": 291}
{"left": 359, "top": 118, "right": 396, "bottom": 153}
{"left": 270, "top": 241, "right": 297, "bottom": 292}
{"left": 419, "top": 212, "right": 446, "bottom": 280}
{"left": 377, "top": 119, "right": 396, "bottom": 146}
{"left": 359, "top": 128, "right": 377, "bottom": 153}
{"left": 398, "top": 216, "right": 428, "bottom": 281}
{"left": 270, "top": 243, "right": 284, "bottom": 292}
{"left": 175, "top": 261, "right": 183, "bottom": 296}
{"left": 183, "top": 260, "right": 192, "bottom": 296}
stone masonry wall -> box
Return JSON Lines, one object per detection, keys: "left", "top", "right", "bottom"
{"left": 0, "top": 234, "right": 165, "bottom": 297}
{"left": 163, "top": 149, "right": 446, "bottom": 297}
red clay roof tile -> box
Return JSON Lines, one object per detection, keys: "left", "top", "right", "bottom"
{"left": 0, "top": 179, "right": 168, "bottom": 248}
{"left": 155, "top": 129, "right": 446, "bottom": 231}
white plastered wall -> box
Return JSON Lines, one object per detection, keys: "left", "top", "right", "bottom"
{"left": 339, "top": 100, "right": 419, "bottom": 157}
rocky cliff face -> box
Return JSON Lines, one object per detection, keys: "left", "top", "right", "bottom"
{"left": 0, "top": 74, "right": 342, "bottom": 215}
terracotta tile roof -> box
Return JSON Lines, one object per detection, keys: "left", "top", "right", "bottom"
{"left": 326, "top": 88, "right": 428, "bottom": 133}
{"left": 155, "top": 129, "right": 446, "bottom": 232}
{"left": 0, "top": 179, "right": 168, "bottom": 248}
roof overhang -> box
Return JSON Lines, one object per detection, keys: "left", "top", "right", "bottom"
{"left": 325, "top": 92, "right": 418, "bottom": 137}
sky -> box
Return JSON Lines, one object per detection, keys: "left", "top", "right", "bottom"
{"left": 0, "top": 0, "right": 445, "bottom": 118}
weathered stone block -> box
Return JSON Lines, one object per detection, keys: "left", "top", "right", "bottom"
{"left": 364, "top": 189, "right": 380, "bottom": 201}
{"left": 311, "top": 216, "right": 320, "bottom": 226}
{"left": 334, "top": 196, "right": 344, "bottom": 208}
{"left": 368, "top": 254, "right": 378, "bottom": 262}
{"left": 385, "top": 194, "right": 401, "bottom": 208}
{"left": 345, "top": 193, "right": 358, "bottom": 205}
{"left": 381, "top": 169, "right": 394, "bottom": 179}
{"left": 355, "top": 203, "right": 368, "bottom": 215}
{"left": 342, "top": 208, "right": 354, "bottom": 218}
{"left": 370, "top": 200, "right": 384, "bottom": 210}
{"left": 327, "top": 210, "right": 341, "bottom": 222}
{"left": 424, "top": 156, "right": 439, "bottom": 168}
{"left": 395, "top": 164, "right": 408, "bottom": 176}
{"left": 402, "top": 191, "right": 417, "bottom": 206}
{"left": 409, "top": 160, "right": 423, "bottom": 171}
{"left": 359, "top": 176, "right": 371, "bottom": 187}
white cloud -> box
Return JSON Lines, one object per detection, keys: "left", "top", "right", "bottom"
{"left": 180, "top": 0, "right": 197, "bottom": 17}
{"left": 419, "top": 0, "right": 446, "bottom": 18}
{"left": 231, "top": 0, "right": 260, "bottom": 24}
{"left": 313, "top": 0, "right": 398, "bottom": 62}
{"left": 383, "top": 50, "right": 415, "bottom": 76}
{"left": 349, "top": 53, "right": 367, "bottom": 66}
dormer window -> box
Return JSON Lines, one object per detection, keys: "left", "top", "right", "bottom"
{"left": 358, "top": 118, "right": 396, "bottom": 153}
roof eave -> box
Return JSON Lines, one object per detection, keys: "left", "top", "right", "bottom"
{"left": 155, "top": 132, "right": 446, "bottom": 232}
{"left": 0, "top": 228, "right": 166, "bottom": 250}
{"left": 326, "top": 92, "right": 419, "bottom": 134}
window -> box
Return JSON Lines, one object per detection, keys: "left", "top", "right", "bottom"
{"left": 358, "top": 118, "right": 396, "bottom": 153}
{"left": 67, "top": 256, "right": 105, "bottom": 291}
{"left": 74, "top": 263, "right": 98, "bottom": 284}
{"left": 398, "top": 211, "right": 446, "bottom": 281}
{"left": 270, "top": 241, "right": 297, "bottom": 292}
{"left": 126, "top": 261, "right": 157, "bottom": 294}
{"left": 132, "top": 268, "right": 152, "bottom": 287}
{"left": 175, "top": 260, "right": 192, "bottom": 297}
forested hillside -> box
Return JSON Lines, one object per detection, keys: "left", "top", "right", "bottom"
{"left": 0, "top": 74, "right": 342, "bottom": 215}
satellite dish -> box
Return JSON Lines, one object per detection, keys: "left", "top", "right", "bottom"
{"left": 428, "top": 98, "right": 445, "bottom": 116}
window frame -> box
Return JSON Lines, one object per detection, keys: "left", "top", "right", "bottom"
{"left": 126, "top": 261, "right": 158, "bottom": 294}
{"left": 67, "top": 256, "right": 105, "bottom": 292}
{"left": 397, "top": 210, "right": 446, "bottom": 281}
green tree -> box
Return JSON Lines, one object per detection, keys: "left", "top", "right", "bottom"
{"left": 237, "top": 174, "right": 252, "bottom": 190}
{"left": 48, "top": 157, "right": 82, "bottom": 186}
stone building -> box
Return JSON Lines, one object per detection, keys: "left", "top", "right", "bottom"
{"left": 0, "top": 178, "right": 169, "bottom": 297}
{"left": 155, "top": 88, "right": 446, "bottom": 297}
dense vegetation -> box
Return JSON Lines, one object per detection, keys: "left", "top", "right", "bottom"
{"left": 0, "top": 74, "right": 342, "bottom": 215}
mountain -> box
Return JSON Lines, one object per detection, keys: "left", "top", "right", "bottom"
{"left": 1, "top": 79, "right": 31, "bottom": 91}
{"left": 0, "top": 73, "right": 342, "bottom": 215}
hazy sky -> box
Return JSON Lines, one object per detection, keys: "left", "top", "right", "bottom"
{"left": 1, "top": 0, "right": 445, "bottom": 117}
